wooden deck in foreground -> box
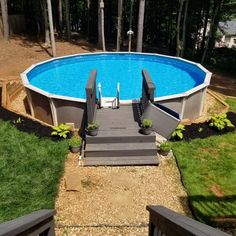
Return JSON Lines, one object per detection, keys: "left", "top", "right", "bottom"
{"left": 84, "top": 105, "right": 159, "bottom": 166}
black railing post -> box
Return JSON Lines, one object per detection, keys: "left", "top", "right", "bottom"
{"left": 85, "top": 70, "right": 97, "bottom": 124}
{"left": 147, "top": 205, "right": 231, "bottom": 236}
{"left": 0, "top": 209, "right": 56, "bottom": 236}
{"left": 142, "top": 69, "right": 155, "bottom": 102}
{"left": 141, "top": 69, "right": 156, "bottom": 112}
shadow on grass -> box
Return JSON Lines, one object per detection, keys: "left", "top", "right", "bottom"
{"left": 179, "top": 195, "right": 236, "bottom": 229}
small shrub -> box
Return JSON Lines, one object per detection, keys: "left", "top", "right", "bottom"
{"left": 141, "top": 119, "right": 153, "bottom": 128}
{"left": 13, "top": 117, "right": 22, "bottom": 124}
{"left": 87, "top": 122, "right": 99, "bottom": 130}
{"left": 208, "top": 113, "right": 234, "bottom": 131}
{"left": 160, "top": 141, "right": 172, "bottom": 152}
{"left": 172, "top": 124, "right": 185, "bottom": 140}
{"left": 51, "top": 123, "right": 71, "bottom": 138}
{"left": 198, "top": 127, "right": 203, "bottom": 133}
{"left": 69, "top": 136, "right": 82, "bottom": 148}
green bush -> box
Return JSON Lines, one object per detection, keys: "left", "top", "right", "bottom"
{"left": 172, "top": 124, "right": 185, "bottom": 140}
{"left": 141, "top": 119, "right": 153, "bottom": 128}
{"left": 160, "top": 141, "right": 172, "bottom": 152}
{"left": 209, "top": 113, "right": 234, "bottom": 131}
{"left": 51, "top": 123, "right": 71, "bottom": 138}
{"left": 87, "top": 122, "right": 99, "bottom": 130}
{"left": 69, "top": 136, "right": 82, "bottom": 148}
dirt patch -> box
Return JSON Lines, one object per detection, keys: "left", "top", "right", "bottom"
{"left": 210, "top": 74, "right": 236, "bottom": 97}
{"left": 211, "top": 184, "right": 225, "bottom": 197}
{"left": 0, "top": 36, "right": 100, "bottom": 80}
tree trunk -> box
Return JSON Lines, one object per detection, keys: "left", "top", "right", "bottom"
{"left": 0, "top": 0, "right": 9, "bottom": 40}
{"left": 201, "top": 0, "right": 223, "bottom": 64}
{"left": 58, "top": 0, "right": 63, "bottom": 34}
{"left": 200, "top": 0, "right": 210, "bottom": 53}
{"left": 176, "top": 0, "right": 184, "bottom": 57}
{"left": 180, "top": 0, "right": 188, "bottom": 57}
{"left": 136, "top": 0, "right": 146, "bottom": 52}
{"left": 128, "top": 0, "right": 134, "bottom": 52}
{"left": 65, "top": 0, "right": 71, "bottom": 40}
{"left": 116, "top": 0, "right": 123, "bottom": 51}
{"left": 47, "top": 0, "right": 56, "bottom": 57}
{"left": 86, "top": 0, "right": 90, "bottom": 39}
{"left": 98, "top": 0, "right": 102, "bottom": 47}
{"left": 41, "top": 0, "right": 50, "bottom": 45}
{"left": 100, "top": 0, "right": 106, "bottom": 51}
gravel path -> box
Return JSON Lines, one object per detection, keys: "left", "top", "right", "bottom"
{"left": 55, "top": 154, "right": 191, "bottom": 235}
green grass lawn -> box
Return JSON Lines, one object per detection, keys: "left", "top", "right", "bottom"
{"left": 0, "top": 120, "right": 68, "bottom": 223}
{"left": 226, "top": 98, "right": 236, "bottom": 113}
{"left": 172, "top": 98, "right": 236, "bottom": 227}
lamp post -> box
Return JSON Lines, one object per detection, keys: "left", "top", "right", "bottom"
{"left": 127, "top": 30, "right": 134, "bottom": 52}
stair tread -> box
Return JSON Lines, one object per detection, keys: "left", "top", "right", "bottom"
{"left": 85, "top": 155, "right": 158, "bottom": 161}
{"left": 86, "top": 142, "right": 157, "bottom": 152}
{"left": 87, "top": 129, "right": 155, "bottom": 138}
{"left": 84, "top": 157, "right": 160, "bottom": 166}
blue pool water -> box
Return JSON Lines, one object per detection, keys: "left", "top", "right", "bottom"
{"left": 27, "top": 53, "right": 206, "bottom": 100}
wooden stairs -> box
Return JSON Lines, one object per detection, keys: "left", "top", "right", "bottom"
{"left": 84, "top": 105, "right": 159, "bottom": 166}
{"left": 0, "top": 77, "right": 23, "bottom": 108}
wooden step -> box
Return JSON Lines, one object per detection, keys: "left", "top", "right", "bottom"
{"left": 85, "top": 142, "right": 157, "bottom": 157}
{"left": 84, "top": 156, "right": 160, "bottom": 166}
{"left": 86, "top": 129, "right": 155, "bottom": 144}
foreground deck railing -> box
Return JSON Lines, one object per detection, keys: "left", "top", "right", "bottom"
{"left": 147, "top": 205, "right": 230, "bottom": 236}
{"left": 0, "top": 209, "right": 56, "bottom": 236}
{"left": 85, "top": 70, "right": 97, "bottom": 124}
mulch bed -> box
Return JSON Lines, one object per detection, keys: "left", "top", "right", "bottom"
{"left": 174, "top": 112, "right": 236, "bottom": 141}
{"left": 0, "top": 107, "right": 54, "bottom": 139}
{"left": 1, "top": 107, "right": 235, "bottom": 142}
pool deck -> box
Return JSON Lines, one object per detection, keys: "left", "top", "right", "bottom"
{"left": 84, "top": 105, "right": 159, "bottom": 166}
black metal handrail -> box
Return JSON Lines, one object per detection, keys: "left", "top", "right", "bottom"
{"left": 85, "top": 70, "right": 97, "bottom": 124}
{"left": 147, "top": 205, "right": 231, "bottom": 236}
{"left": 0, "top": 209, "right": 56, "bottom": 236}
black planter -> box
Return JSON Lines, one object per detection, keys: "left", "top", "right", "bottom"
{"left": 87, "top": 128, "right": 98, "bottom": 136}
{"left": 140, "top": 127, "right": 152, "bottom": 135}
{"left": 70, "top": 146, "right": 80, "bottom": 153}
{"left": 159, "top": 150, "right": 170, "bottom": 156}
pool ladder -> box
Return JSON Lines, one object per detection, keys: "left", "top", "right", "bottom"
{"left": 98, "top": 82, "right": 120, "bottom": 109}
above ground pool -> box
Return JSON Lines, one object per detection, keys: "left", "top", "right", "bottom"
{"left": 24, "top": 53, "right": 208, "bottom": 101}
{"left": 21, "top": 52, "right": 212, "bottom": 128}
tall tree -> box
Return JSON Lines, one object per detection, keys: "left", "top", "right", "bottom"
{"left": 200, "top": 0, "right": 211, "bottom": 53}
{"left": 116, "top": 0, "right": 123, "bottom": 51}
{"left": 86, "top": 0, "right": 90, "bottom": 39}
{"left": 65, "top": 0, "right": 71, "bottom": 40}
{"left": 176, "top": 0, "right": 184, "bottom": 56}
{"left": 58, "top": 0, "right": 63, "bottom": 34}
{"left": 98, "top": 0, "right": 102, "bottom": 47}
{"left": 136, "top": 0, "right": 146, "bottom": 52}
{"left": 47, "top": 0, "right": 56, "bottom": 57}
{"left": 41, "top": 0, "right": 50, "bottom": 45}
{"left": 98, "top": 0, "right": 106, "bottom": 51}
{"left": 128, "top": 0, "right": 134, "bottom": 52}
{"left": 201, "top": 0, "right": 223, "bottom": 64}
{"left": 0, "top": 0, "right": 9, "bottom": 40}
{"left": 180, "top": 0, "right": 189, "bottom": 57}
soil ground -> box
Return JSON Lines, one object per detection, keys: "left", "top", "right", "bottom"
{"left": 0, "top": 36, "right": 235, "bottom": 235}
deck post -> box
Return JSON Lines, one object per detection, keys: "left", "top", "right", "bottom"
{"left": 86, "top": 70, "right": 97, "bottom": 124}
